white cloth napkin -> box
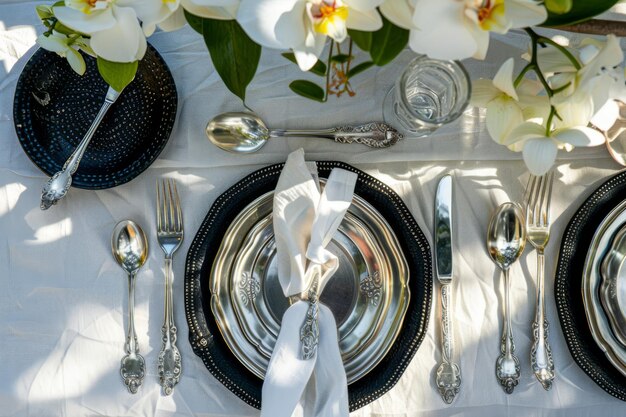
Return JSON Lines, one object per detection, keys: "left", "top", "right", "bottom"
{"left": 261, "top": 149, "right": 357, "bottom": 417}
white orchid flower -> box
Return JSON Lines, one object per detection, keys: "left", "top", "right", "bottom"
{"left": 409, "top": 0, "right": 547, "bottom": 60}
{"left": 504, "top": 118, "right": 605, "bottom": 176}
{"left": 130, "top": 0, "right": 184, "bottom": 36}
{"left": 53, "top": 0, "right": 147, "bottom": 63}
{"left": 380, "top": 0, "right": 416, "bottom": 30}
{"left": 36, "top": 31, "right": 92, "bottom": 75}
{"left": 471, "top": 58, "right": 548, "bottom": 144}
{"left": 181, "top": 0, "right": 240, "bottom": 20}
{"left": 237, "top": 0, "right": 383, "bottom": 71}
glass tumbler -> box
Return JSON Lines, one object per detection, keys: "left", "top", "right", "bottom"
{"left": 383, "top": 55, "right": 471, "bottom": 137}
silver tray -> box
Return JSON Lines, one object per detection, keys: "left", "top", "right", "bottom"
{"left": 211, "top": 184, "right": 410, "bottom": 383}
{"left": 582, "top": 200, "right": 626, "bottom": 376}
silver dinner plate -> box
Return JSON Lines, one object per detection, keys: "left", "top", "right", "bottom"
{"left": 210, "top": 183, "right": 410, "bottom": 384}
{"left": 582, "top": 200, "right": 626, "bottom": 376}
{"left": 600, "top": 224, "right": 626, "bottom": 347}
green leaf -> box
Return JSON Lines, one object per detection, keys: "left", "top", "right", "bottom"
{"left": 96, "top": 58, "right": 138, "bottom": 92}
{"left": 348, "top": 29, "right": 372, "bottom": 51}
{"left": 347, "top": 61, "right": 374, "bottom": 79}
{"left": 543, "top": 0, "right": 618, "bottom": 26}
{"left": 289, "top": 80, "right": 325, "bottom": 102}
{"left": 184, "top": 11, "right": 261, "bottom": 101}
{"left": 545, "top": 0, "right": 573, "bottom": 14}
{"left": 331, "top": 54, "right": 353, "bottom": 64}
{"left": 36, "top": 5, "right": 54, "bottom": 20}
{"left": 369, "top": 15, "right": 409, "bottom": 66}
{"left": 281, "top": 52, "right": 327, "bottom": 76}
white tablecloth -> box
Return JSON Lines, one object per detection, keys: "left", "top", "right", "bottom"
{"left": 1, "top": 2, "right": 625, "bottom": 416}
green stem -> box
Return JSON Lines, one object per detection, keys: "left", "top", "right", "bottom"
{"left": 324, "top": 40, "right": 334, "bottom": 102}
{"left": 536, "top": 36, "right": 581, "bottom": 70}
{"left": 514, "top": 63, "right": 534, "bottom": 88}
{"left": 545, "top": 107, "right": 557, "bottom": 136}
{"left": 346, "top": 39, "right": 353, "bottom": 75}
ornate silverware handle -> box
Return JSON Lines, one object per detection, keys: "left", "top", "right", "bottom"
{"left": 496, "top": 269, "right": 520, "bottom": 394}
{"left": 435, "top": 282, "right": 461, "bottom": 404}
{"left": 300, "top": 276, "right": 320, "bottom": 360}
{"left": 121, "top": 271, "right": 145, "bottom": 394}
{"left": 270, "top": 122, "right": 403, "bottom": 148}
{"left": 64, "top": 86, "right": 120, "bottom": 174}
{"left": 530, "top": 250, "right": 555, "bottom": 390}
{"left": 158, "top": 257, "right": 182, "bottom": 395}
{"left": 40, "top": 86, "right": 121, "bottom": 210}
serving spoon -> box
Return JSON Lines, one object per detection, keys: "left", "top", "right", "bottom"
{"left": 205, "top": 112, "right": 403, "bottom": 153}
{"left": 487, "top": 202, "right": 526, "bottom": 394}
{"left": 112, "top": 220, "right": 148, "bottom": 394}
{"left": 40, "top": 85, "right": 121, "bottom": 210}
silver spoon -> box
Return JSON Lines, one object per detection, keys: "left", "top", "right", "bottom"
{"left": 40, "top": 85, "right": 121, "bottom": 210}
{"left": 487, "top": 202, "right": 526, "bottom": 394}
{"left": 205, "top": 111, "right": 403, "bottom": 153}
{"left": 111, "top": 220, "right": 148, "bottom": 394}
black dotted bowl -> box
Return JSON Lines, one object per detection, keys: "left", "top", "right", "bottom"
{"left": 13, "top": 44, "right": 177, "bottom": 189}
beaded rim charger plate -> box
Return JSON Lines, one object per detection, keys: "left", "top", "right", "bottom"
{"left": 184, "top": 161, "right": 432, "bottom": 411}
{"left": 555, "top": 171, "right": 626, "bottom": 401}
{"left": 211, "top": 183, "right": 409, "bottom": 384}
{"left": 13, "top": 45, "right": 177, "bottom": 189}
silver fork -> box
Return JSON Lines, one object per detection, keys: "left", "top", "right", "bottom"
{"left": 525, "top": 172, "right": 556, "bottom": 391}
{"left": 156, "top": 179, "right": 183, "bottom": 395}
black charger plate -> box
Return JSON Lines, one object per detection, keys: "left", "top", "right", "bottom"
{"left": 184, "top": 161, "right": 433, "bottom": 411}
{"left": 13, "top": 45, "right": 177, "bottom": 189}
{"left": 555, "top": 171, "right": 626, "bottom": 401}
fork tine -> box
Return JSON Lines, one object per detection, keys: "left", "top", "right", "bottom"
{"left": 156, "top": 179, "right": 162, "bottom": 231}
{"left": 167, "top": 179, "right": 176, "bottom": 232}
{"left": 161, "top": 179, "right": 168, "bottom": 232}
{"left": 173, "top": 180, "right": 182, "bottom": 232}
{"left": 543, "top": 171, "right": 555, "bottom": 226}
{"left": 526, "top": 175, "right": 538, "bottom": 225}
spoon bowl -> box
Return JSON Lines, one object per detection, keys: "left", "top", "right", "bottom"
{"left": 486, "top": 202, "right": 526, "bottom": 394}
{"left": 112, "top": 220, "right": 149, "bottom": 273}
{"left": 111, "top": 219, "right": 148, "bottom": 394}
{"left": 206, "top": 112, "right": 269, "bottom": 153}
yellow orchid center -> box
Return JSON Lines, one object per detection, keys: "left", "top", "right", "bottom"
{"left": 67, "top": 0, "right": 112, "bottom": 14}
{"left": 471, "top": 0, "right": 506, "bottom": 31}
{"left": 311, "top": 1, "right": 349, "bottom": 37}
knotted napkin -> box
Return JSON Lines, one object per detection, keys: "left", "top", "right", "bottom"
{"left": 261, "top": 149, "right": 357, "bottom": 417}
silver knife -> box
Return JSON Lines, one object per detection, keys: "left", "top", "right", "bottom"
{"left": 434, "top": 174, "right": 461, "bottom": 404}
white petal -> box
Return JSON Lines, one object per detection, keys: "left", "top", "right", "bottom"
{"left": 554, "top": 94, "right": 594, "bottom": 128}
{"left": 536, "top": 46, "right": 577, "bottom": 75}
{"left": 486, "top": 97, "right": 524, "bottom": 144}
{"left": 182, "top": 0, "right": 238, "bottom": 19}
{"left": 66, "top": 47, "right": 86, "bottom": 75}
{"left": 503, "top": 121, "right": 546, "bottom": 146}
{"left": 159, "top": 6, "right": 188, "bottom": 32}
{"left": 470, "top": 79, "right": 499, "bottom": 107}
{"left": 580, "top": 35, "right": 624, "bottom": 86}
{"left": 343, "top": 0, "right": 384, "bottom": 12}
{"left": 523, "top": 137, "right": 558, "bottom": 176}
{"left": 53, "top": 6, "right": 116, "bottom": 34}
{"left": 505, "top": 0, "right": 547, "bottom": 29}
{"left": 466, "top": 20, "right": 490, "bottom": 60}
{"left": 90, "top": 6, "right": 146, "bottom": 62}
{"left": 493, "top": 58, "right": 518, "bottom": 100}
{"left": 553, "top": 126, "right": 606, "bottom": 147}
{"left": 36, "top": 34, "right": 68, "bottom": 54}
{"left": 237, "top": 0, "right": 301, "bottom": 49}
{"left": 410, "top": 0, "right": 477, "bottom": 60}
{"left": 379, "top": 0, "right": 415, "bottom": 30}
{"left": 346, "top": 8, "right": 383, "bottom": 31}
{"left": 293, "top": 30, "right": 326, "bottom": 71}
{"left": 592, "top": 99, "right": 619, "bottom": 131}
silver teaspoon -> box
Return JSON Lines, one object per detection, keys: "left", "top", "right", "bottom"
{"left": 487, "top": 202, "right": 526, "bottom": 394}
{"left": 40, "top": 86, "right": 121, "bottom": 210}
{"left": 205, "top": 111, "right": 403, "bottom": 153}
{"left": 111, "top": 220, "right": 148, "bottom": 394}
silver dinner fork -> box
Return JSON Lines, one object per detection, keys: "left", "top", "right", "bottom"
{"left": 525, "top": 171, "right": 556, "bottom": 391}
{"left": 156, "top": 179, "right": 183, "bottom": 395}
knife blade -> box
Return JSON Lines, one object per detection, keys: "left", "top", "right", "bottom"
{"left": 434, "top": 174, "right": 461, "bottom": 404}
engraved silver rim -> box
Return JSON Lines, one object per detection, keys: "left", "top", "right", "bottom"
{"left": 210, "top": 185, "right": 410, "bottom": 384}
{"left": 582, "top": 200, "right": 626, "bottom": 376}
